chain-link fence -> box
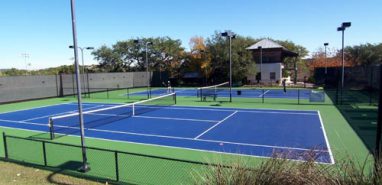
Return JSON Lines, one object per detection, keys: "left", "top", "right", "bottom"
{"left": 0, "top": 72, "right": 165, "bottom": 104}
{"left": 196, "top": 87, "right": 331, "bottom": 106}
{"left": 315, "top": 64, "right": 380, "bottom": 106}
{"left": 0, "top": 75, "right": 60, "bottom": 104}
{"left": 1, "top": 133, "right": 229, "bottom": 184}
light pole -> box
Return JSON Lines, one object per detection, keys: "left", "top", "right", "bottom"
{"left": 134, "top": 39, "right": 153, "bottom": 99}
{"left": 21, "top": 53, "right": 30, "bottom": 75}
{"left": 200, "top": 50, "right": 208, "bottom": 85}
{"left": 337, "top": 22, "right": 351, "bottom": 88}
{"left": 69, "top": 0, "right": 89, "bottom": 172}
{"left": 221, "top": 31, "right": 236, "bottom": 102}
{"left": 324, "top": 43, "right": 329, "bottom": 86}
{"left": 324, "top": 43, "right": 329, "bottom": 74}
{"left": 258, "top": 46, "right": 263, "bottom": 84}
{"left": 69, "top": 46, "right": 94, "bottom": 96}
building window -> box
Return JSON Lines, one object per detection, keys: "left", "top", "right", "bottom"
{"left": 270, "top": 72, "right": 276, "bottom": 80}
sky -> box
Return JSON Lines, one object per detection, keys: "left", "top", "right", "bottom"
{"left": 1, "top": 0, "right": 381, "bottom": 70}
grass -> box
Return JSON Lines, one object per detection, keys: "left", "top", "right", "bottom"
{"left": 0, "top": 87, "right": 376, "bottom": 184}
{"left": 0, "top": 160, "right": 105, "bottom": 185}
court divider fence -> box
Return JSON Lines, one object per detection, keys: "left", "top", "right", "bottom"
{"left": 198, "top": 87, "right": 332, "bottom": 106}
{"left": 1, "top": 132, "right": 241, "bottom": 184}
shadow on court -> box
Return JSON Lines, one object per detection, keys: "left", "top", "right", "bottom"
{"left": 326, "top": 89, "right": 379, "bottom": 153}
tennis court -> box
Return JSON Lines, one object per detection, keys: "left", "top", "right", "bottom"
{"left": 0, "top": 93, "right": 333, "bottom": 164}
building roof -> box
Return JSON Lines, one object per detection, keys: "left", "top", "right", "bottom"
{"left": 246, "top": 39, "right": 286, "bottom": 50}
{"left": 246, "top": 39, "right": 299, "bottom": 57}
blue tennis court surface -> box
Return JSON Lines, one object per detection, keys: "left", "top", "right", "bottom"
{"left": 0, "top": 102, "right": 334, "bottom": 164}
{"left": 133, "top": 88, "right": 320, "bottom": 99}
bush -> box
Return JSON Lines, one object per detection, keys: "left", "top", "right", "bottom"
{"left": 193, "top": 152, "right": 382, "bottom": 185}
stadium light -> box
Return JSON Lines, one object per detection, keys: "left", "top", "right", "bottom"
{"left": 134, "top": 39, "right": 153, "bottom": 98}
{"left": 337, "top": 22, "right": 351, "bottom": 88}
{"left": 69, "top": 0, "right": 89, "bottom": 173}
{"left": 221, "top": 30, "right": 236, "bottom": 102}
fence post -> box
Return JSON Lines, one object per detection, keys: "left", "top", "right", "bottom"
{"left": 42, "top": 141, "right": 47, "bottom": 166}
{"left": 86, "top": 72, "right": 90, "bottom": 98}
{"left": 59, "top": 73, "right": 64, "bottom": 97}
{"left": 200, "top": 89, "right": 203, "bottom": 102}
{"left": 2, "top": 132, "right": 8, "bottom": 159}
{"left": 369, "top": 68, "right": 373, "bottom": 106}
{"left": 72, "top": 73, "right": 76, "bottom": 97}
{"left": 126, "top": 87, "right": 129, "bottom": 99}
{"left": 114, "top": 151, "right": 119, "bottom": 182}
{"left": 49, "top": 118, "right": 55, "bottom": 140}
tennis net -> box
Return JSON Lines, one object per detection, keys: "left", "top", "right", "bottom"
{"left": 48, "top": 92, "right": 176, "bottom": 139}
{"left": 196, "top": 82, "right": 229, "bottom": 99}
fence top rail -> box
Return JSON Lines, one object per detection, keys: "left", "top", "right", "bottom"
{"left": 2, "top": 132, "right": 247, "bottom": 170}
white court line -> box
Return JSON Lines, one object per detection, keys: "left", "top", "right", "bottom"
{"left": 21, "top": 105, "right": 106, "bottom": 122}
{"left": 136, "top": 106, "right": 317, "bottom": 115}
{"left": 0, "top": 118, "right": 331, "bottom": 157}
{"left": 0, "top": 102, "right": 73, "bottom": 115}
{"left": 51, "top": 121, "right": 326, "bottom": 152}
{"left": 0, "top": 125, "right": 332, "bottom": 165}
{"left": 258, "top": 90, "right": 270, "bottom": 97}
{"left": 0, "top": 119, "right": 48, "bottom": 126}
{"left": 317, "top": 110, "right": 335, "bottom": 164}
{"left": 0, "top": 118, "right": 325, "bottom": 152}
{"left": 194, "top": 111, "right": 238, "bottom": 139}
{"left": 84, "top": 113, "right": 218, "bottom": 123}
{"left": 134, "top": 115, "right": 218, "bottom": 123}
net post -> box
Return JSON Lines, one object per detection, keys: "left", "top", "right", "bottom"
{"left": 107, "top": 88, "right": 110, "bottom": 99}
{"left": 49, "top": 118, "right": 55, "bottom": 140}
{"left": 262, "top": 89, "right": 265, "bottom": 103}
{"left": 174, "top": 93, "right": 177, "bottom": 104}
{"left": 200, "top": 89, "right": 203, "bottom": 102}
{"left": 298, "top": 89, "right": 300, "bottom": 105}
{"left": 2, "top": 132, "right": 8, "bottom": 159}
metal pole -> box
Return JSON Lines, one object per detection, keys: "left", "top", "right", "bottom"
{"left": 70, "top": 0, "right": 89, "bottom": 172}
{"left": 341, "top": 30, "right": 345, "bottom": 88}
{"left": 324, "top": 45, "right": 328, "bottom": 75}
{"left": 229, "top": 36, "right": 232, "bottom": 102}
{"left": 260, "top": 47, "right": 262, "bottom": 85}
{"left": 80, "top": 47, "right": 86, "bottom": 97}
{"left": 375, "top": 64, "right": 382, "bottom": 164}
{"left": 146, "top": 43, "right": 150, "bottom": 99}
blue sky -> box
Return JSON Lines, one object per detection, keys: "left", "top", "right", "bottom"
{"left": 1, "top": 0, "right": 381, "bottom": 69}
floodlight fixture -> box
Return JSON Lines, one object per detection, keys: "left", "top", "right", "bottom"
{"left": 342, "top": 22, "right": 351, "bottom": 28}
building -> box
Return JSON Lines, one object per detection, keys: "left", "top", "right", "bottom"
{"left": 246, "top": 39, "right": 298, "bottom": 84}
